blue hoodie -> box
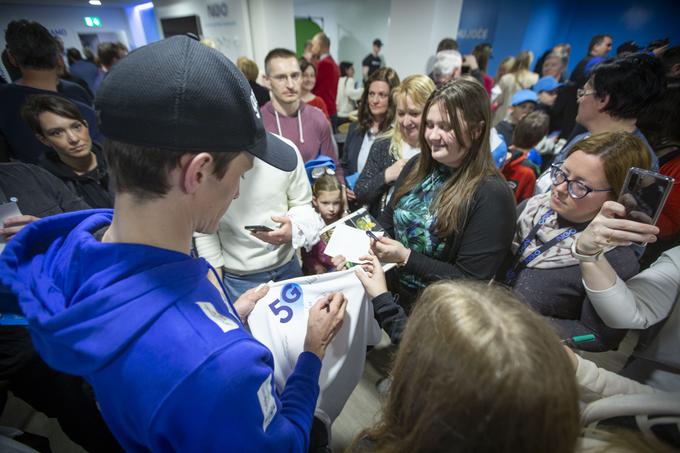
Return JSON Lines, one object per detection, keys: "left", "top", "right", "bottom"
{"left": 0, "top": 210, "right": 321, "bottom": 452}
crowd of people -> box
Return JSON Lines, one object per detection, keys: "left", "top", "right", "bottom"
{"left": 0, "top": 17, "right": 679, "bottom": 453}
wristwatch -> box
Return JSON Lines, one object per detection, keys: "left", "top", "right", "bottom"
{"left": 570, "top": 240, "right": 605, "bottom": 262}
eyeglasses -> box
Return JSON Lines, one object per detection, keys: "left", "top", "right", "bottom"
{"left": 576, "top": 88, "right": 596, "bottom": 98}
{"left": 550, "top": 164, "right": 611, "bottom": 199}
{"left": 271, "top": 72, "right": 301, "bottom": 83}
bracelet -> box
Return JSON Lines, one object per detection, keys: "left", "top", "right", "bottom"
{"left": 570, "top": 240, "right": 604, "bottom": 262}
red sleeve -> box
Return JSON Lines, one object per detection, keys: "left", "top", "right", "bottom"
{"left": 309, "top": 97, "right": 330, "bottom": 120}
{"left": 657, "top": 158, "right": 680, "bottom": 239}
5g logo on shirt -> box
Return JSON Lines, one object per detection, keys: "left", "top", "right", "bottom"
{"left": 268, "top": 283, "right": 303, "bottom": 323}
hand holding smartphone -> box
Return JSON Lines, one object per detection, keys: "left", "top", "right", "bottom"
{"left": 617, "top": 168, "right": 674, "bottom": 226}
{"left": 244, "top": 225, "right": 274, "bottom": 233}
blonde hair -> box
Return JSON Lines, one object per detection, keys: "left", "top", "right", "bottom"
{"left": 392, "top": 78, "right": 507, "bottom": 236}
{"left": 351, "top": 281, "right": 581, "bottom": 453}
{"left": 236, "top": 56, "right": 259, "bottom": 82}
{"left": 385, "top": 74, "right": 436, "bottom": 159}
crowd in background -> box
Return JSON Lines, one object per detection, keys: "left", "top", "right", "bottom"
{"left": 0, "top": 17, "right": 679, "bottom": 453}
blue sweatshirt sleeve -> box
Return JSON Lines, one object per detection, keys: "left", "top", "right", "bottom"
{"left": 148, "top": 340, "right": 321, "bottom": 453}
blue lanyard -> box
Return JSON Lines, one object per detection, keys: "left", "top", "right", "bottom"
{"left": 505, "top": 209, "right": 578, "bottom": 283}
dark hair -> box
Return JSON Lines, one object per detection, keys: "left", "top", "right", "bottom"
{"left": 264, "top": 47, "right": 297, "bottom": 74}
{"left": 104, "top": 139, "right": 240, "bottom": 201}
{"left": 5, "top": 20, "right": 59, "bottom": 70}
{"left": 616, "top": 41, "right": 640, "bottom": 56}
{"left": 512, "top": 111, "right": 549, "bottom": 149}
{"left": 588, "top": 34, "right": 611, "bottom": 54}
{"left": 299, "top": 57, "right": 315, "bottom": 75}
{"left": 473, "top": 42, "right": 492, "bottom": 73}
{"left": 436, "top": 37, "right": 458, "bottom": 52}
{"left": 660, "top": 45, "right": 680, "bottom": 78}
{"left": 97, "top": 42, "right": 127, "bottom": 68}
{"left": 647, "top": 38, "right": 670, "bottom": 51}
{"left": 589, "top": 53, "right": 666, "bottom": 120}
{"left": 339, "top": 61, "right": 354, "bottom": 77}
{"left": 638, "top": 86, "right": 680, "bottom": 148}
{"left": 357, "top": 67, "right": 400, "bottom": 133}
{"left": 2, "top": 49, "right": 22, "bottom": 81}
{"left": 66, "top": 47, "right": 82, "bottom": 65}
{"left": 21, "top": 94, "right": 85, "bottom": 136}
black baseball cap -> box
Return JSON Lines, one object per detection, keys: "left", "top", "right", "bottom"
{"left": 373, "top": 39, "right": 383, "bottom": 47}
{"left": 95, "top": 35, "right": 297, "bottom": 172}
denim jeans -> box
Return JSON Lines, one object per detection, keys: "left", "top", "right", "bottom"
{"left": 222, "top": 257, "right": 303, "bottom": 302}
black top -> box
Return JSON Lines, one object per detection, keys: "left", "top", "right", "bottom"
{"left": 379, "top": 158, "right": 517, "bottom": 305}
{"left": 495, "top": 120, "right": 515, "bottom": 145}
{"left": 249, "top": 80, "right": 270, "bottom": 108}
{"left": 354, "top": 137, "right": 396, "bottom": 218}
{"left": 341, "top": 122, "right": 367, "bottom": 176}
{"left": 362, "top": 54, "right": 381, "bottom": 79}
{"left": 38, "top": 143, "right": 114, "bottom": 209}
{"left": 570, "top": 56, "right": 592, "bottom": 89}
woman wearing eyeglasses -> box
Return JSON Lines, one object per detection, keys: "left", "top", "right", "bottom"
{"left": 341, "top": 67, "right": 400, "bottom": 201}
{"left": 499, "top": 131, "right": 652, "bottom": 351}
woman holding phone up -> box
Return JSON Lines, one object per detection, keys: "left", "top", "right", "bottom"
{"left": 498, "top": 131, "right": 651, "bottom": 352}
{"left": 577, "top": 201, "right": 679, "bottom": 391}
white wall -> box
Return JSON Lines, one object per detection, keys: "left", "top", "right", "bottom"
{"left": 248, "top": 0, "right": 295, "bottom": 70}
{"left": 154, "top": 0, "right": 254, "bottom": 62}
{"left": 386, "top": 0, "right": 463, "bottom": 77}
{"left": 294, "top": 0, "right": 390, "bottom": 81}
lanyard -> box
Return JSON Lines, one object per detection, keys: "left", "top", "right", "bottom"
{"left": 504, "top": 209, "right": 577, "bottom": 283}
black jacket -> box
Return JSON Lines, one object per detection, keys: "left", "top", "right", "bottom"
{"left": 38, "top": 144, "right": 113, "bottom": 209}
{"left": 354, "top": 137, "right": 397, "bottom": 218}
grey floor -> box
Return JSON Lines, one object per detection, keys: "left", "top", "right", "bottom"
{"left": 0, "top": 331, "right": 636, "bottom": 453}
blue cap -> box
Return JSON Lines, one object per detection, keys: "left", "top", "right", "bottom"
{"left": 532, "top": 76, "right": 563, "bottom": 93}
{"left": 511, "top": 89, "right": 538, "bottom": 106}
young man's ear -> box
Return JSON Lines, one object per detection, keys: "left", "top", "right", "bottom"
{"left": 182, "top": 153, "right": 212, "bottom": 194}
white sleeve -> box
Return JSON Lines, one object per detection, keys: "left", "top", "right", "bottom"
{"left": 575, "top": 355, "right": 658, "bottom": 402}
{"left": 282, "top": 140, "right": 319, "bottom": 251}
{"left": 194, "top": 232, "right": 224, "bottom": 268}
{"left": 584, "top": 250, "right": 680, "bottom": 329}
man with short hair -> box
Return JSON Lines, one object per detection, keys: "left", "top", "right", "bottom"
{"left": 92, "top": 42, "right": 127, "bottom": 92}
{"left": 536, "top": 52, "right": 665, "bottom": 192}
{"left": 1, "top": 35, "right": 347, "bottom": 452}
{"left": 311, "top": 32, "right": 340, "bottom": 124}
{"left": 0, "top": 19, "right": 101, "bottom": 163}
{"left": 570, "top": 34, "right": 613, "bottom": 88}
{"left": 21, "top": 94, "right": 113, "bottom": 208}
{"left": 261, "top": 48, "right": 343, "bottom": 179}
{"left": 362, "top": 38, "right": 383, "bottom": 81}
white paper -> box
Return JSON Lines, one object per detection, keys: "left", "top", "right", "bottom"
{"left": 323, "top": 224, "right": 383, "bottom": 263}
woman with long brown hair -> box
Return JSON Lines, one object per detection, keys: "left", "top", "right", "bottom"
{"left": 370, "top": 77, "right": 516, "bottom": 308}
{"left": 348, "top": 280, "right": 581, "bottom": 453}
{"left": 341, "top": 67, "right": 400, "bottom": 198}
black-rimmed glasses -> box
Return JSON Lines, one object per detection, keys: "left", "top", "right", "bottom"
{"left": 550, "top": 164, "right": 611, "bottom": 199}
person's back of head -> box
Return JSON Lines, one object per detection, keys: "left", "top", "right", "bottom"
{"left": 5, "top": 19, "right": 59, "bottom": 70}
{"left": 67, "top": 47, "right": 83, "bottom": 65}
{"left": 472, "top": 43, "right": 492, "bottom": 73}
{"left": 352, "top": 281, "right": 580, "bottom": 453}
{"left": 432, "top": 50, "right": 462, "bottom": 85}
{"left": 589, "top": 52, "right": 665, "bottom": 121}
{"left": 313, "top": 32, "right": 330, "bottom": 54}
{"left": 97, "top": 42, "right": 127, "bottom": 69}
{"left": 512, "top": 111, "right": 549, "bottom": 150}
{"left": 436, "top": 37, "right": 458, "bottom": 53}
{"left": 236, "top": 56, "right": 259, "bottom": 82}
{"left": 510, "top": 50, "right": 533, "bottom": 74}
{"left": 636, "top": 85, "right": 680, "bottom": 151}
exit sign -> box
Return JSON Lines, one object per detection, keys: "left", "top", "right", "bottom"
{"left": 84, "top": 17, "right": 102, "bottom": 27}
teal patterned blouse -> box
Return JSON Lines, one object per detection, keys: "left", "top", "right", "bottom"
{"left": 393, "top": 164, "right": 453, "bottom": 289}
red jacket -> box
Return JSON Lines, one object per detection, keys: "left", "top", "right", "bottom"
{"left": 658, "top": 151, "right": 680, "bottom": 239}
{"left": 313, "top": 55, "right": 340, "bottom": 117}
{"left": 501, "top": 151, "right": 539, "bottom": 204}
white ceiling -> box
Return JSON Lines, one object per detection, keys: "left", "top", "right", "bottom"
{"left": 0, "top": 0, "right": 147, "bottom": 7}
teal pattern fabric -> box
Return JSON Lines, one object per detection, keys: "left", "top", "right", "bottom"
{"left": 393, "top": 164, "right": 452, "bottom": 289}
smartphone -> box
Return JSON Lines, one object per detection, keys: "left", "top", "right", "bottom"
{"left": 0, "top": 201, "right": 22, "bottom": 227}
{"left": 244, "top": 225, "right": 273, "bottom": 233}
{"left": 365, "top": 230, "right": 379, "bottom": 241}
{"left": 617, "top": 168, "right": 674, "bottom": 232}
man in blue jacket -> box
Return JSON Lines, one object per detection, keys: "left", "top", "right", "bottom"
{"left": 0, "top": 35, "right": 347, "bottom": 452}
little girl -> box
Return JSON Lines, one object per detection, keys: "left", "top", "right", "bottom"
{"left": 302, "top": 174, "right": 345, "bottom": 275}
